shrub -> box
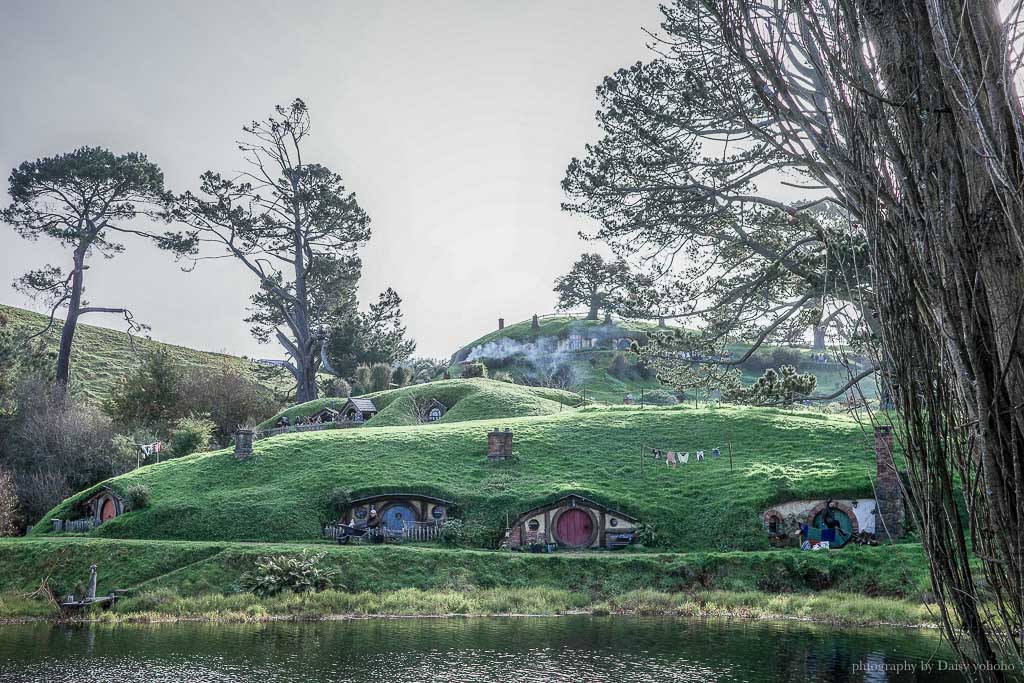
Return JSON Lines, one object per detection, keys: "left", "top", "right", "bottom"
{"left": 609, "top": 352, "right": 630, "bottom": 379}
{"left": 102, "top": 350, "right": 182, "bottom": 432}
{"left": 492, "top": 371, "right": 515, "bottom": 383}
{"left": 175, "top": 365, "right": 279, "bottom": 443}
{"left": 391, "top": 366, "right": 413, "bottom": 387}
{"left": 168, "top": 414, "right": 215, "bottom": 458}
{"left": 352, "top": 365, "right": 372, "bottom": 395}
{"left": 438, "top": 519, "right": 466, "bottom": 547}
{"left": 0, "top": 469, "right": 19, "bottom": 536}
{"left": 643, "top": 389, "right": 678, "bottom": 406}
{"left": 370, "top": 363, "right": 393, "bottom": 392}
{"left": 326, "top": 488, "right": 351, "bottom": 519}
{"left": 322, "top": 378, "right": 352, "bottom": 398}
{"left": 636, "top": 522, "right": 660, "bottom": 547}
{"left": 461, "top": 361, "right": 488, "bottom": 379}
{"left": 240, "top": 550, "right": 339, "bottom": 597}
{"left": 124, "top": 483, "right": 150, "bottom": 510}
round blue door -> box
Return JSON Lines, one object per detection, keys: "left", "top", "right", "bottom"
{"left": 811, "top": 507, "right": 854, "bottom": 547}
{"left": 381, "top": 504, "right": 418, "bottom": 531}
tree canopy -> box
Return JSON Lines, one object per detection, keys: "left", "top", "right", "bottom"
{"left": 553, "top": 253, "right": 654, "bottom": 320}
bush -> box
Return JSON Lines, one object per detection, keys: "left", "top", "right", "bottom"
{"left": 175, "top": 365, "right": 279, "bottom": 443}
{"left": 492, "top": 371, "right": 515, "bottom": 383}
{"left": 240, "top": 550, "right": 339, "bottom": 597}
{"left": 461, "top": 361, "right": 488, "bottom": 379}
{"left": 609, "top": 352, "right": 630, "bottom": 379}
{"left": 125, "top": 483, "right": 150, "bottom": 510}
{"left": 352, "top": 365, "right": 372, "bottom": 395}
{"left": 370, "top": 363, "right": 393, "bottom": 392}
{"left": 438, "top": 519, "right": 465, "bottom": 547}
{"left": 326, "top": 488, "right": 351, "bottom": 519}
{"left": 103, "top": 350, "right": 182, "bottom": 432}
{"left": 642, "top": 389, "right": 678, "bottom": 406}
{"left": 322, "top": 378, "right": 352, "bottom": 398}
{"left": 168, "top": 414, "right": 215, "bottom": 458}
{"left": 0, "top": 469, "right": 19, "bottom": 536}
{"left": 391, "top": 366, "right": 413, "bottom": 387}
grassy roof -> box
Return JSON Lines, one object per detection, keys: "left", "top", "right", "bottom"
{"left": 257, "top": 379, "right": 581, "bottom": 430}
{"left": 36, "top": 403, "right": 885, "bottom": 552}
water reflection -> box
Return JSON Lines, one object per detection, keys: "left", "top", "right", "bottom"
{"left": 0, "top": 616, "right": 962, "bottom": 682}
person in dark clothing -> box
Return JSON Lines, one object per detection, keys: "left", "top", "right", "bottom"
{"left": 822, "top": 498, "right": 849, "bottom": 545}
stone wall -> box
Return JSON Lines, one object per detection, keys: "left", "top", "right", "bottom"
{"left": 873, "top": 425, "right": 905, "bottom": 537}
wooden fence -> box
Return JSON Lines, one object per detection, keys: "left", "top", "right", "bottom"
{"left": 322, "top": 521, "right": 442, "bottom": 543}
{"left": 52, "top": 518, "right": 94, "bottom": 533}
{"left": 256, "top": 421, "right": 359, "bottom": 440}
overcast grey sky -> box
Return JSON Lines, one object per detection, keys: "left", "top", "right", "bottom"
{"left": 0, "top": 1, "right": 663, "bottom": 360}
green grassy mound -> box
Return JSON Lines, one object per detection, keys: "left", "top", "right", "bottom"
{"left": 452, "top": 315, "right": 876, "bottom": 404}
{"left": 1, "top": 304, "right": 283, "bottom": 403}
{"left": 0, "top": 538, "right": 932, "bottom": 603}
{"left": 258, "top": 379, "right": 581, "bottom": 430}
{"left": 38, "top": 405, "right": 884, "bottom": 551}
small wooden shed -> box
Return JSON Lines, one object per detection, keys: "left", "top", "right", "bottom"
{"left": 341, "top": 397, "right": 378, "bottom": 423}
{"left": 313, "top": 406, "right": 341, "bottom": 423}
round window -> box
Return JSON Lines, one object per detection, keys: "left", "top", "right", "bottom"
{"left": 432, "top": 506, "right": 445, "bottom": 520}
{"left": 609, "top": 518, "right": 619, "bottom": 527}
{"left": 354, "top": 507, "right": 368, "bottom": 520}
{"left": 527, "top": 519, "right": 540, "bottom": 531}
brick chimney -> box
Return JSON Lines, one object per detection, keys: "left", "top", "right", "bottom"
{"left": 873, "top": 425, "right": 904, "bottom": 537}
{"left": 234, "top": 429, "right": 254, "bottom": 460}
{"left": 487, "top": 428, "right": 513, "bottom": 461}
{"left": 498, "top": 318, "right": 505, "bottom": 330}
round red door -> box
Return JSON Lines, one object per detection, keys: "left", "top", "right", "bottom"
{"left": 100, "top": 499, "right": 116, "bottom": 522}
{"left": 555, "top": 509, "right": 593, "bottom": 547}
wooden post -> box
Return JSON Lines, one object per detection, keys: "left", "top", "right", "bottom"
{"left": 728, "top": 441, "right": 734, "bottom": 471}
{"left": 641, "top": 388, "right": 645, "bottom": 408}
{"left": 640, "top": 444, "right": 644, "bottom": 475}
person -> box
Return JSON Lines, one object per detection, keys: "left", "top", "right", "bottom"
{"left": 822, "top": 498, "right": 849, "bottom": 546}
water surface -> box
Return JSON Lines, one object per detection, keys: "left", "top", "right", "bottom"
{"left": 0, "top": 616, "right": 965, "bottom": 682}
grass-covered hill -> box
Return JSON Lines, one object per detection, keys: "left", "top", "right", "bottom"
{"left": 453, "top": 315, "right": 877, "bottom": 404}
{"left": 258, "top": 379, "right": 581, "bottom": 430}
{"left": 37, "top": 403, "right": 883, "bottom": 552}
{"left": 1, "top": 304, "right": 282, "bottom": 403}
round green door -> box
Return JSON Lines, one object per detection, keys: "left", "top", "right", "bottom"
{"left": 812, "top": 508, "right": 854, "bottom": 547}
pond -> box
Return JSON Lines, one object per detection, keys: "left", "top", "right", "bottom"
{"left": 0, "top": 616, "right": 967, "bottom": 682}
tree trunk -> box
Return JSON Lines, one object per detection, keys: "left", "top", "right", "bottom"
{"left": 586, "top": 297, "right": 600, "bottom": 320}
{"left": 812, "top": 326, "right": 825, "bottom": 351}
{"left": 54, "top": 248, "right": 86, "bottom": 394}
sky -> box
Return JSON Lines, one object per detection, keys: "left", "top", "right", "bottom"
{"left": 0, "top": 1, "right": 665, "bottom": 360}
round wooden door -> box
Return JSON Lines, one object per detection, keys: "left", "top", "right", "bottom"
{"left": 100, "top": 498, "right": 117, "bottom": 522}
{"left": 381, "top": 504, "right": 417, "bottom": 531}
{"left": 812, "top": 507, "right": 854, "bottom": 547}
{"left": 555, "top": 508, "right": 593, "bottom": 547}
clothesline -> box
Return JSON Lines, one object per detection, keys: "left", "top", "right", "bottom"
{"left": 640, "top": 443, "right": 734, "bottom": 472}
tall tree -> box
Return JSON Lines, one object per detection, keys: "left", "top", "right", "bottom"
{"left": 173, "top": 99, "right": 371, "bottom": 402}
{"left": 323, "top": 287, "right": 416, "bottom": 381}
{"left": 552, "top": 253, "right": 653, "bottom": 320}
{"left": 2, "top": 147, "right": 192, "bottom": 392}
{"left": 575, "top": 1, "right": 1024, "bottom": 675}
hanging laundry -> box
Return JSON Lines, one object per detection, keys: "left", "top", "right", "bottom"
{"left": 136, "top": 441, "right": 165, "bottom": 460}
{"left": 651, "top": 448, "right": 662, "bottom": 460}
{"left": 696, "top": 450, "right": 705, "bottom": 461}
{"left": 711, "top": 447, "right": 721, "bottom": 458}
{"left": 680, "top": 452, "right": 690, "bottom": 464}
{"left": 666, "top": 451, "right": 678, "bottom": 468}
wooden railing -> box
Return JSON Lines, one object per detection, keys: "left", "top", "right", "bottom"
{"left": 322, "top": 521, "right": 442, "bottom": 543}
{"left": 52, "top": 518, "right": 94, "bottom": 533}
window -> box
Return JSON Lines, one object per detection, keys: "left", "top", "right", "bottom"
{"left": 432, "top": 506, "right": 445, "bottom": 520}
{"left": 527, "top": 519, "right": 540, "bottom": 531}
{"left": 765, "top": 514, "right": 782, "bottom": 534}
{"left": 428, "top": 407, "right": 442, "bottom": 421}
{"left": 609, "top": 518, "right": 619, "bottom": 527}
{"left": 354, "top": 507, "right": 368, "bottom": 520}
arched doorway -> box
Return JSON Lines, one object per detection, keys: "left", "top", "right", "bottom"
{"left": 811, "top": 506, "right": 855, "bottom": 548}
{"left": 100, "top": 498, "right": 117, "bottom": 522}
{"left": 554, "top": 508, "right": 594, "bottom": 547}
{"left": 381, "top": 503, "right": 418, "bottom": 532}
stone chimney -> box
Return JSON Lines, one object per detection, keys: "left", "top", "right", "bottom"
{"left": 873, "top": 425, "right": 904, "bottom": 537}
{"left": 487, "top": 428, "right": 514, "bottom": 461}
{"left": 531, "top": 314, "right": 540, "bottom": 330}
{"left": 498, "top": 318, "right": 505, "bottom": 330}
{"left": 234, "top": 429, "right": 254, "bottom": 460}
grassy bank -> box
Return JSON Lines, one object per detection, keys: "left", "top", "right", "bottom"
{"left": 1, "top": 304, "right": 285, "bottom": 403}
{"left": 0, "top": 587, "right": 940, "bottom": 629}
{"left": 0, "top": 538, "right": 934, "bottom": 620}
{"left": 36, "top": 402, "right": 888, "bottom": 550}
